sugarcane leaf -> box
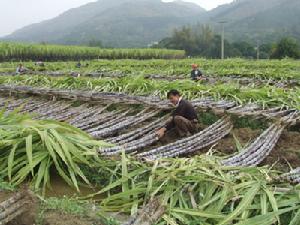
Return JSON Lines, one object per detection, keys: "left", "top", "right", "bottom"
{"left": 289, "top": 208, "right": 300, "bottom": 225}
{"left": 235, "top": 206, "right": 298, "bottom": 225}
{"left": 171, "top": 208, "right": 225, "bottom": 220}
{"left": 34, "top": 157, "right": 49, "bottom": 190}
{"left": 25, "top": 134, "right": 33, "bottom": 175}
{"left": 217, "top": 182, "right": 260, "bottom": 225}
{"left": 7, "top": 143, "right": 18, "bottom": 181}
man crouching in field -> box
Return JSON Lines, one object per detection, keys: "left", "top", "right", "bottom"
{"left": 157, "top": 90, "right": 198, "bottom": 140}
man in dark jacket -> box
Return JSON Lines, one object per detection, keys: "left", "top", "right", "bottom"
{"left": 157, "top": 90, "right": 198, "bottom": 139}
{"left": 191, "top": 64, "right": 203, "bottom": 81}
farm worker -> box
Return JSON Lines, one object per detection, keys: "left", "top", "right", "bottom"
{"left": 76, "top": 61, "right": 81, "bottom": 68}
{"left": 157, "top": 89, "right": 198, "bottom": 139}
{"left": 191, "top": 64, "right": 203, "bottom": 81}
{"left": 35, "top": 61, "right": 45, "bottom": 67}
{"left": 16, "top": 64, "right": 27, "bottom": 74}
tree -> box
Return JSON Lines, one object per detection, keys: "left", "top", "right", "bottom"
{"left": 153, "top": 25, "right": 244, "bottom": 58}
{"left": 232, "top": 41, "right": 256, "bottom": 58}
{"left": 270, "top": 37, "right": 300, "bottom": 59}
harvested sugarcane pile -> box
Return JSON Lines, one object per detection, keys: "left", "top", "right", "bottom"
{"left": 92, "top": 154, "right": 300, "bottom": 225}
{"left": 221, "top": 123, "right": 285, "bottom": 167}
{"left": 227, "top": 103, "right": 299, "bottom": 119}
{"left": 137, "top": 117, "right": 232, "bottom": 160}
{"left": 0, "top": 96, "right": 162, "bottom": 140}
{"left": 221, "top": 113, "right": 298, "bottom": 167}
{"left": 0, "top": 85, "right": 299, "bottom": 121}
{"left": 279, "top": 167, "right": 300, "bottom": 184}
{"left": 100, "top": 133, "right": 161, "bottom": 156}
{"left": 107, "top": 115, "right": 167, "bottom": 144}
{"left": 0, "top": 85, "right": 170, "bottom": 108}
{"left": 0, "top": 190, "right": 33, "bottom": 225}
{"left": 89, "top": 109, "right": 160, "bottom": 139}
{"left": 0, "top": 70, "right": 126, "bottom": 78}
{"left": 144, "top": 74, "right": 299, "bottom": 87}
{"left": 122, "top": 197, "right": 165, "bottom": 225}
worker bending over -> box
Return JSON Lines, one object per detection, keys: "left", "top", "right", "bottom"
{"left": 157, "top": 89, "right": 198, "bottom": 139}
{"left": 16, "top": 64, "right": 27, "bottom": 75}
{"left": 191, "top": 64, "right": 204, "bottom": 81}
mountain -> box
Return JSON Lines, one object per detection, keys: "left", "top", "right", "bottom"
{"left": 3, "top": 0, "right": 300, "bottom": 47}
{"left": 206, "top": 0, "right": 300, "bottom": 43}
{"left": 4, "top": 0, "right": 206, "bottom": 47}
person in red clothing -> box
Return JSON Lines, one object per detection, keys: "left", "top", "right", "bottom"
{"left": 157, "top": 89, "right": 198, "bottom": 139}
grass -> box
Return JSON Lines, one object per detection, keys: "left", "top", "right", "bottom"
{"left": 36, "top": 196, "right": 108, "bottom": 225}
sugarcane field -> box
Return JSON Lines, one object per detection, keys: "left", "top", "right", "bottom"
{"left": 1, "top": 0, "right": 300, "bottom": 223}
{"left": 0, "top": 45, "right": 299, "bottom": 225}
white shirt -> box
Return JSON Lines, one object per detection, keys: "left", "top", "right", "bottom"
{"left": 175, "top": 97, "right": 182, "bottom": 107}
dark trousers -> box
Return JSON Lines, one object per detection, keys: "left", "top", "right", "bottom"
{"left": 160, "top": 116, "right": 197, "bottom": 144}
{"left": 173, "top": 116, "right": 197, "bottom": 137}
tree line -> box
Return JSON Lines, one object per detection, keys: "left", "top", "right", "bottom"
{"left": 152, "top": 25, "right": 300, "bottom": 59}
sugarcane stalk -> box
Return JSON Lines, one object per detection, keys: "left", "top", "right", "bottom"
{"left": 0, "top": 193, "right": 24, "bottom": 211}
{"left": 222, "top": 124, "right": 284, "bottom": 167}
{"left": 108, "top": 115, "right": 168, "bottom": 144}
{"left": 138, "top": 118, "right": 228, "bottom": 158}
{"left": 93, "top": 110, "right": 159, "bottom": 138}
{"left": 142, "top": 120, "right": 232, "bottom": 160}
{"left": 0, "top": 200, "right": 27, "bottom": 220}
{"left": 122, "top": 197, "right": 165, "bottom": 225}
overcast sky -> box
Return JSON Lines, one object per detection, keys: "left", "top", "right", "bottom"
{"left": 0, "top": 0, "right": 233, "bottom": 37}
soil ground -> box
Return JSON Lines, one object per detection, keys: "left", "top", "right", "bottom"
{"left": 8, "top": 210, "right": 102, "bottom": 225}
{"left": 0, "top": 188, "right": 102, "bottom": 225}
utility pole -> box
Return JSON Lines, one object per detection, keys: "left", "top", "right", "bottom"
{"left": 219, "top": 21, "right": 227, "bottom": 59}
{"left": 256, "top": 40, "right": 260, "bottom": 60}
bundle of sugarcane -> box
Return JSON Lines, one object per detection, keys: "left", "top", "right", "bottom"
{"left": 278, "top": 168, "right": 300, "bottom": 184}
{"left": 20, "top": 100, "right": 50, "bottom": 113}
{"left": 0, "top": 86, "right": 299, "bottom": 123}
{"left": 144, "top": 74, "right": 186, "bottom": 81}
{"left": 85, "top": 71, "right": 125, "bottom": 78}
{"left": 77, "top": 111, "right": 117, "bottom": 131}
{"left": 67, "top": 106, "right": 100, "bottom": 125}
{"left": 210, "top": 100, "right": 236, "bottom": 109}
{"left": 122, "top": 197, "right": 165, "bottom": 225}
{"left": 90, "top": 110, "right": 159, "bottom": 139}
{"left": 100, "top": 133, "right": 160, "bottom": 156}
{"left": 68, "top": 105, "right": 108, "bottom": 126}
{"left": 0, "top": 97, "right": 10, "bottom": 107}
{"left": 87, "top": 110, "right": 131, "bottom": 135}
{"left": 227, "top": 103, "right": 261, "bottom": 115}
{"left": 107, "top": 116, "right": 168, "bottom": 144}
{"left": 222, "top": 123, "right": 285, "bottom": 167}
{"left": 191, "top": 98, "right": 236, "bottom": 110}
{"left": 265, "top": 109, "right": 298, "bottom": 118}
{"left": 0, "top": 191, "right": 28, "bottom": 225}
{"left": 138, "top": 117, "right": 232, "bottom": 160}
{"left": 5, "top": 99, "right": 26, "bottom": 111}
{"left": 36, "top": 102, "right": 72, "bottom": 120}
{"left": 54, "top": 104, "right": 89, "bottom": 121}
{"left": 190, "top": 97, "right": 215, "bottom": 108}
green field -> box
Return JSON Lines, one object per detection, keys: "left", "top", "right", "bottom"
{"left": 0, "top": 45, "right": 299, "bottom": 225}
